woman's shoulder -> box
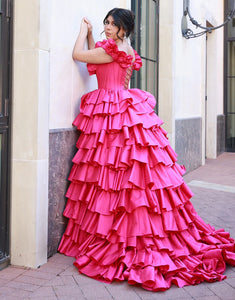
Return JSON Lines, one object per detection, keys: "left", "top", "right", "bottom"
{"left": 95, "top": 39, "right": 142, "bottom": 70}
{"left": 94, "top": 39, "right": 120, "bottom": 58}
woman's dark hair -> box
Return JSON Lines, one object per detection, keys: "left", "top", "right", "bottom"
{"left": 103, "top": 8, "right": 135, "bottom": 40}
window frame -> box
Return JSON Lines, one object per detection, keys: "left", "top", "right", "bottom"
{"left": 0, "top": 0, "right": 12, "bottom": 270}
{"left": 224, "top": 0, "right": 235, "bottom": 152}
{"left": 131, "top": 0, "right": 159, "bottom": 113}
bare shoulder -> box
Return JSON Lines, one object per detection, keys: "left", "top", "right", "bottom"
{"left": 127, "top": 44, "right": 135, "bottom": 56}
{"left": 116, "top": 40, "right": 133, "bottom": 56}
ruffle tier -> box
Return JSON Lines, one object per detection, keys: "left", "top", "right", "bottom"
{"left": 58, "top": 87, "right": 235, "bottom": 291}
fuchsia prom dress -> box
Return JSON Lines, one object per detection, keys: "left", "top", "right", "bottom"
{"left": 58, "top": 39, "right": 235, "bottom": 291}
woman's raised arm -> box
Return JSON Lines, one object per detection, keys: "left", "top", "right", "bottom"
{"left": 72, "top": 17, "right": 113, "bottom": 64}
{"left": 84, "top": 18, "right": 95, "bottom": 50}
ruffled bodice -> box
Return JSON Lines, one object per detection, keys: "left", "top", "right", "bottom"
{"left": 87, "top": 39, "right": 142, "bottom": 90}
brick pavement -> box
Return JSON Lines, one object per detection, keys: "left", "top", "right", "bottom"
{"left": 0, "top": 152, "right": 235, "bottom": 300}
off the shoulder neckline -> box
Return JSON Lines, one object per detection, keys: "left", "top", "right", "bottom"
{"left": 89, "top": 39, "right": 142, "bottom": 72}
{"left": 112, "top": 40, "right": 134, "bottom": 59}
{"left": 100, "top": 39, "right": 135, "bottom": 57}
{"left": 98, "top": 39, "right": 137, "bottom": 65}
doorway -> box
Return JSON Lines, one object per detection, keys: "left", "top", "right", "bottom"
{"left": 0, "top": 0, "right": 12, "bottom": 270}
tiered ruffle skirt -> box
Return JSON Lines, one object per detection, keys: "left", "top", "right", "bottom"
{"left": 58, "top": 88, "right": 235, "bottom": 291}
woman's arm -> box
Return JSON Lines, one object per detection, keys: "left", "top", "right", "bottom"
{"left": 72, "top": 17, "right": 113, "bottom": 64}
{"left": 87, "top": 31, "right": 95, "bottom": 50}
{"left": 85, "top": 18, "right": 95, "bottom": 50}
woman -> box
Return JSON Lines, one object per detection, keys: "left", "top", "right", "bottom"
{"left": 58, "top": 8, "right": 235, "bottom": 291}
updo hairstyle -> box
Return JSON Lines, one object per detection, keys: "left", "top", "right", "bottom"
{"left": 103, "top": 8, "right": 135, "bottom": 40}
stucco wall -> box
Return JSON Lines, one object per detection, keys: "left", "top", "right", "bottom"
{"left": 49, "top": 0, "right": 130, "bottom": 130}
{"left": 11, "top": 0, "right": 131, "bottom": 268}
{"left": 47, "top": 0, "right": 131, "bottom": 257}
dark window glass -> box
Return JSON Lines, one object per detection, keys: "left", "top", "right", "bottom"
{"left": 131, "top": 0, "right": 159, "bottom": 111}
{"left": 225, "top": 0, "right": 235, "bottom": 151}
{"left": 0, "top": 7, "right": 2, "bottom": 114}
{"left": 227, "top": 0, "right": 235, "bottom": 39}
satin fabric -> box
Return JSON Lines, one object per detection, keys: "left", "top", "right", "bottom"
{"left": 58, "top": 38, "right": 235, "bottom": 291}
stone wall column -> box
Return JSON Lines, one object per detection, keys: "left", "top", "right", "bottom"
{"left": 10, "top": 0, "right": 50, "bottom": 268}
{"left": 158, "top": 0, "right": 174, "bottom": 147}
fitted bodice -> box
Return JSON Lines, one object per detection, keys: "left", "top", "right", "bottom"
{"left": 87, "top": 39, "right": 142, "bottom": 90}
{"left": 95, "top": 61, "right": 133, "bottom": 90}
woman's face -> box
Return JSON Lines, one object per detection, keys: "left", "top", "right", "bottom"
{"left": 104, "top": 15, "right": 125, "bottom": 41}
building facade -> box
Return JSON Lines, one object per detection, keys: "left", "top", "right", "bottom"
{"left": 0, "top": 0, "right": 233, "bottom": 269}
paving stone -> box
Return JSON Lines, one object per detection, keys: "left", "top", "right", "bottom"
{"left": 224, "top": 267, "right": 235, "bottom": 278}
{"left": 8, "top": 265, "right": 30, "bottom": 270}
{"left": 132, "top": 285, "right": 160, "bottom": 300}
{"left": 134, "top": 285, "right": 193, "bottom": 300}
{"left": 14, "top": 274, "right": 49, "bottom": 286}
{"left": 0, "top": 267, "right": 27, "bottom": 280}
{"left": 57, "top": 297, "right": 86, "bottom": 300}
{"left": 0, "top": 296, "right": 19, "bottom": 300}
{"left": 225, "top": 277, "right": 235, "bottom": 288}
{"left": 183, "top": 282, "right": 215, "bottom": 297}
{"left": 5, "top": 280, "right": 39, "bottom": 292}
{"left": 73, "top": 273, "right": 100, "bottom": 286}
{"left": 106, "top": 281, "right": 141, "bottom": 300}
{"left": 193, "top": 296, "right": 221, "bottom": 300}
{"left": 59, "top": 265, "right": 79, "bottom": 276}
{"left": 22, "top": 270, "right": 56, "bottom": 280}
{"left": 37, "top": 262, "right": 66, "bottom": 275}
{"left": 0, "top": 278, "right": 8, "bottom": 285}
{"left": 0, "top": 287, "right": 17, "bottom": 296}
{"left": 48, "top": 253, "right": 75, "bottom": 265}
{"left": 53, "top": 285, "right": 84, "bottom": 298}
{"left": 43, "top": 275, "right": 65, "bottom": 286}
{"left": 207, "top": 281, "right": 235, "bottom": 299}
{"left": 44, "top": 274, "right": 77, "bottom": 287}
{"left": 0, "top": 286, "right": 33, "bottom": 298}
{"left": 60, "top": 275, "right": 78, "bottom": 286}
{"left": 28, "top": 297, "right": 58, "bottom": 300}
{"left": 79, "top": 283, "right": 113, "bottom": 299}
{"left": 28, "top": 286, "right": 57, "bottom": 298}
{"left": 184, "top": 153, "right": 235, "bottom": 186}
{"left": 139, "top": 285, "right": 196, "bottom": 300}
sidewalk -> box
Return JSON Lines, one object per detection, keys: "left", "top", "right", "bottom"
{"left": 0, "top": 152, "right": 235, "bottom": 300}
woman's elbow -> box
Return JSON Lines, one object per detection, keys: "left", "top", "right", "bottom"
{"left": 72, "top": 50, "right": 79, "bottom": 61}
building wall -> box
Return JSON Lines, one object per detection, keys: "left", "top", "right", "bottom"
{"left": 11, "top": 0, "right": 131, "bottom": 267}
{"left": 48, "top": 0, "right": 131, "bottom": 256}
{"left": 159, "top": 0, "right": 224, "bottom": 173}
{"left": 204, "top": 1, "right": 224, "bottom": 158}
{"left": 11, "top": 0, "right": 50, "bottom": 268}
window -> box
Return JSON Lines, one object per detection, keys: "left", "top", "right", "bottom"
{"left": 225, "top": 0, "right": 235, "bottom": 151}
{"left": 131, "top": 0, "right": 159, "bottom": 111}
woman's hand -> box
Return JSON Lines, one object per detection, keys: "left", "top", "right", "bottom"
{"left": 84, "top": 17, "right": 93, "bottom": 36}
{"left": 79, "top": 17, "right": 88, "bottom": 36}
{"left": 83, "top": 17, "right": 95, "bottom": 49}
{"left": 73, "top": 16, "right": 112, "bottom": 62}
